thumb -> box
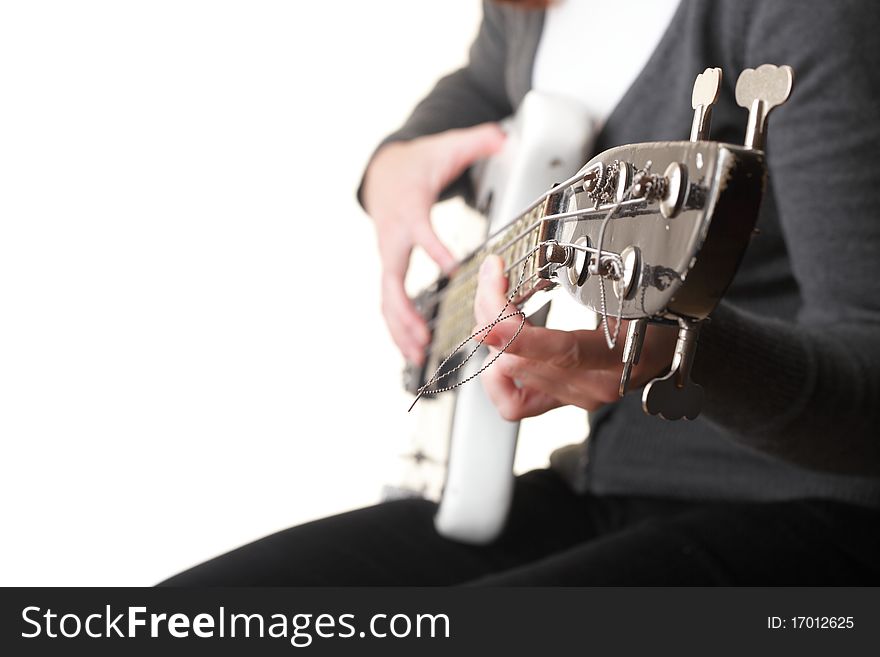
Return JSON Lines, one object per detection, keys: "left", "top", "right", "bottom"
{"left": 474, "top": 254, "right": 511, "bottom": 326}
{"left": 435, "top": 122, "right": 506, "bottom": 188}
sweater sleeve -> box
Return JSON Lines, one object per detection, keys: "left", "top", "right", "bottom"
{"left": 357, "top": 1, "right": 515, "bottom": 206}
{"left": 693, "top": 0, "right": 880, "bottom": 475}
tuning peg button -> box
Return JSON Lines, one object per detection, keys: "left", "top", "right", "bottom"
{"left": 642, "top": 321, "right": 704, "bottom": 420}
{"left": 735, "top": 64, "right": 794, "bottom": 150}
{"left": 690, "top": 67, "right": 722, "bottom": 141}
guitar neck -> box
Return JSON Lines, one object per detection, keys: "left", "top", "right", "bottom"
{"left": 425, "top": 193, "right": 563, "bottom": 366}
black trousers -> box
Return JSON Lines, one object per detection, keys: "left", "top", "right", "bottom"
{"left": 160, "top": 469, "right": 880, "bottom": 586}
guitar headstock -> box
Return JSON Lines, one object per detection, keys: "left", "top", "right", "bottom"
{"left": 538, "top": 64, "right": 794, "bottom": 419}
{"left": 544, "top": 64, "right": 794, "bottom": 323}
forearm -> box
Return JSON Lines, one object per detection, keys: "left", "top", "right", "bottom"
{"left": 694, "top": 303, "right": 880, "bottom": 475}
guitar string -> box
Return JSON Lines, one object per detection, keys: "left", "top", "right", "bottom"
{"left": 423, "top": 249, "right": 542, "bottom": 332}
{"left": 410, "top": 239, "right": 627, "bottom": 411}
{"left": 476, "top": 165, "right": 600, "bottom": 243}
{"left": 410, "top": 178, "right": 634, "bottom": 409}
{"left": 400, "top": 160, "right": 599, "bottom": 412}
{"left": 414, "top": 157, "right": 647, "bottom": 312}
{"left": 472, "top": 158, "right": 617, "bottom": 242}
{"left": 417, "top": 197, "right": 649, "bottom": 313}
{"left": 423, "top": 188, "right": 634, "bottom": 348}
{"left": 423, "top": 229, "right": 623, "bottom": 333}
{"left": 407, "top": 244, "right": 549, "bottom": 412}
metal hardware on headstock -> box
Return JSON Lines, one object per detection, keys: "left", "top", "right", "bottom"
{"left": 642, "top": 318, "right": 704, "bottom": 420}
{"left": 618, "top": 316, "right": 647, "bottom": 397}
{"left": 690, "top": 67, "right": 722, "bottom": 141}
{"left": 544, "top": 242, "right": 572, "bottom": 268}
{"left": 639, "top": 64, "right": 793, "bottom": 420}
{"left": 545, "top": 65, "right": 794, "bottom": 420}
{"left": 736, "top": 64, "right": 795, "bottom": 151}
{"left": 634, "top": 67, "right": 723, "bottom": 411}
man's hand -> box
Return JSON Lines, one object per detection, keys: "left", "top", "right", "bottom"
{"left": 362, "top": 123, "right": 506, "bottom": 365}
{"left": 474, "top": 255, "right": 678, "bottom": 421}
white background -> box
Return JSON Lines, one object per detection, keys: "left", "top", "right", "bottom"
{"left": 0, "top": 0, "right": 585, "bottom": 585}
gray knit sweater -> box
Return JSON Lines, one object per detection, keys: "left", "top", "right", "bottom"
{"left": 371, "top": 0, "right": 880, "bottom": 505}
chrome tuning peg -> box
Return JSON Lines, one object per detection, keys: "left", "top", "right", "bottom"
{"left": 690, "top": 67, "right": 722, "bottom": 141}
{"left": 735, "top": 64, "right": 794, "bottom": 150}
{"left": 642, "top": 320, "right": 704, "bottom": 421}
{"left": 618, "top": 317, "right": 648, "bottom": 397}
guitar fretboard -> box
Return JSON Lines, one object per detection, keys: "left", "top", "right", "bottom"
{"left": 428, "top": 201, "right": 552, "bottom": 366}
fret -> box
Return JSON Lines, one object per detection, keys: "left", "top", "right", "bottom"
{"left": 428, "top": 212, "right": 549, "bottom": 372}
{"left": 420, "top": 183, "right": 575, "bottom": 379}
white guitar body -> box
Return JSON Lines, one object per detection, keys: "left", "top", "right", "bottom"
{"left": 434, "top": 91, "right": 595, "bottom": 543}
